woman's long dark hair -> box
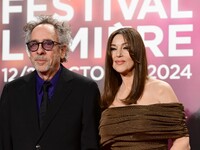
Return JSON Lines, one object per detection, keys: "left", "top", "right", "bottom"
{"left": 101, "top": 28, "right": 148, "bottom": 109}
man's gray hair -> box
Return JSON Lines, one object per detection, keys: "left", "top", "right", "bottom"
{"left": 23, "top": 15, "right": 72, "bottom": 62}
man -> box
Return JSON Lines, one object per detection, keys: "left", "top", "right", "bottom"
{"left": 0, "top": 15, "right": 101, "bottom": 150}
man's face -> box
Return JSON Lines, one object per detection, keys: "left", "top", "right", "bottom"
{"left": 28, "top": 24, "right": 65, "bottom": 78}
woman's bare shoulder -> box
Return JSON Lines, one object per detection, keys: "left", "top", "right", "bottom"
{"left": 145, "top": 77, "right": 179, "bottom": 103}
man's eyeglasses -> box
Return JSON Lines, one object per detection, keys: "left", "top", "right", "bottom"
{"left": 26, "top": 40, "right": 61, "bottom": 52}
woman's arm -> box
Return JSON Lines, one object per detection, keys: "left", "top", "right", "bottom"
{"left": 170, "top": 137, "right": 190, "bottom": 150}
{"left": 150, "top": 79, "right": 190, "bottom": 150}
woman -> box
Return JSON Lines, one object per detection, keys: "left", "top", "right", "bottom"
{"left": 99, "top": 28, "right": 190, "bottom": 150}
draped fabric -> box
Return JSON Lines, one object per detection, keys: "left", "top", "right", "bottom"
{"left": 99, "top": 103, "right": 189, "bottom": 150}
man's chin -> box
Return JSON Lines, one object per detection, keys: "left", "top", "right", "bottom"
{"left": 35, "top": 66, "right": 49, "bottom": 74}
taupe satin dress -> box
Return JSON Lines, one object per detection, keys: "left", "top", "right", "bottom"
{"left": 99, "top": 103, "right": 189, "bottom": 150}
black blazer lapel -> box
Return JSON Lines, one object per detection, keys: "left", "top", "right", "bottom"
{"left": 20, "top": 71, "right": 41, "bottom": 136}
{"left": 36, "top": 67, "right": 74, "bottom": 139}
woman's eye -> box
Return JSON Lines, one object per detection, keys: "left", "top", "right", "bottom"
{"left": 110, "top": 47, "right": 116, "bottom": 51}
{"left": 123, "top": 47, "right": 129, "bottom": 50}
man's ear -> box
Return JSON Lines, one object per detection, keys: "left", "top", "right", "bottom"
{"left": 26, "top": 47, "right": 31, "bottom": 57}
{"left": 60, "top": 44, "right": 67, "bottom": 59}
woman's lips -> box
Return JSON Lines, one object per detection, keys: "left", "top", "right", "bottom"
{"left": 115, "top": 60, "right": 125, "bottom": 65}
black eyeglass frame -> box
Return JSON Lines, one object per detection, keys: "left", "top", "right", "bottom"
{"left": 26, "top": 40, "right": 61, "bottom": 52}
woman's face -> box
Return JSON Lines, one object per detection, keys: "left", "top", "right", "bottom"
{"left": 111, "top": 34, "right": 134, "bottom": 76}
